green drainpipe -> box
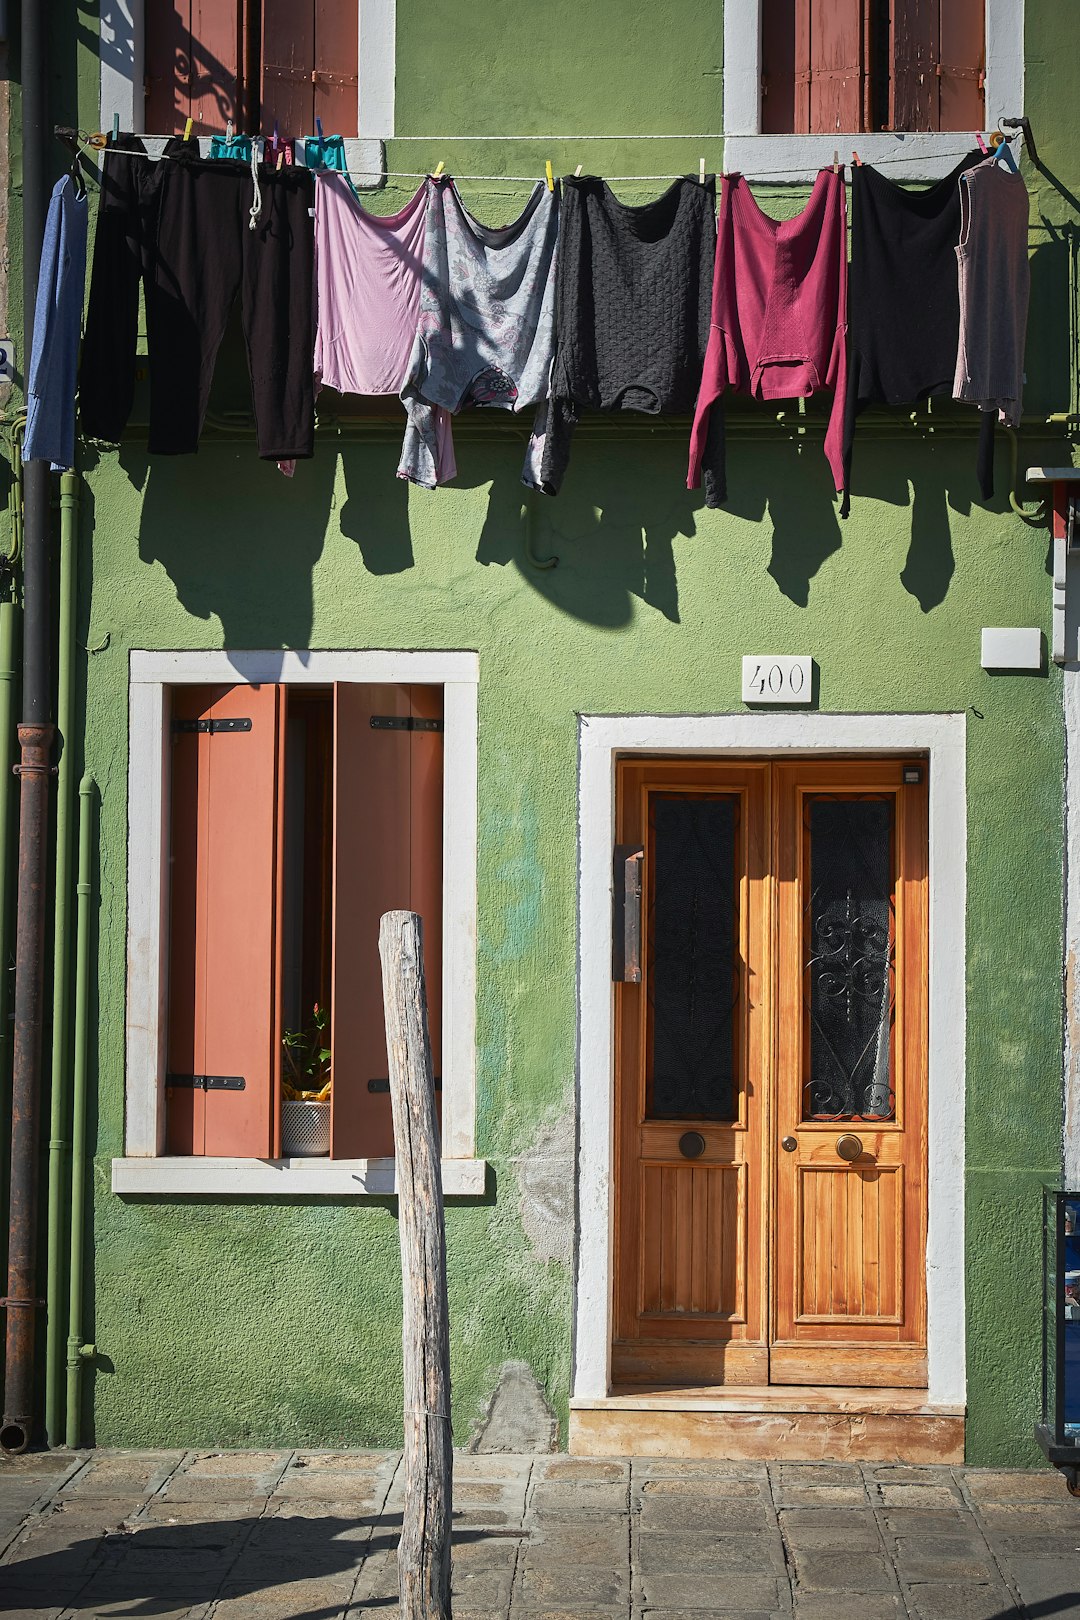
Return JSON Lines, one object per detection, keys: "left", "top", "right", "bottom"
{"left": 0, "top": 423, "right": 24, "bottom": 1314}
{"left": 45, "top": 470, "right": 78, "bottom": 1447}
{"left": 66, "top": 777, "right": 96, "bottom": 1450}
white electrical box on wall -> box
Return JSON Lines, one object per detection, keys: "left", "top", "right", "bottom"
{"left": 980, "top": 628, "right": 1044, "bottom": 672}
{"left": 741, "top": 655, "right": 813, "bottom": 704}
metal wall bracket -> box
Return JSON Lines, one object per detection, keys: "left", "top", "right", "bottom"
{"left": 369, "top": 716, "right": 444, "bottom": 733}
{"left": 367, "top": 1077, "right": 442, "bottom": 1092}
{"left": 612, "top": 844, "right": 644, "bottom": 983}
{"left": 171, "top": 718, "right": 252, "bottom": 735}
{"left": 165, "top": 1074, "right": 246, "bottom": 1091}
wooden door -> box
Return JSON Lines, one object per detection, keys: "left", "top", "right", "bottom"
{"left": 772, "top": 760, "right": 928, "bottom": 1386}
{"left": 613, "top": 756, "right": 928, "bottom": 1390}
{"left": 613, "top": 760, "right": 769, "bottom": 1386}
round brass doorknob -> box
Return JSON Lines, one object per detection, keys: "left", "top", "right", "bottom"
{"left": 679, "top": 1131, "right": 706, "bottom": 1160}
{"left": 781, "top": 1136, "right": 797, "bottom": 1153}
{"left": 836, "top": 1133, "right": 864, "bottom": 1162}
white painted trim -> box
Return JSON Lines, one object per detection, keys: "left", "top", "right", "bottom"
{"left": 359, "top": 0, "right": 397, "bottom": 139}
{"left": 112, "top": 1155, "right": 486, "bottom": 1197}
{"left": 723, "top": 0, "right": 1024, "bottom": 181}
{"left": 123, "top": 649, "right": 479, "bottom": 1185}
{"left": 573, "top": 712, "right": 967, "bottom": 1409}
{"left": 99, "top": 0, "right": 144, "bottom": 135}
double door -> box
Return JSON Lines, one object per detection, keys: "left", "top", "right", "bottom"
{"left": 613, "top": 757, "right": 928, "bottom": 1389}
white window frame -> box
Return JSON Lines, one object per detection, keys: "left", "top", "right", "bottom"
{"left": 573, "top": 711, "right": 967, "bottom": 1409}
{"left": 113, "top": 649, "right": 482, "bottom": 1198}
{"left": 724, "top": 0, "right": 1024, "bottom": 180}
{"left": 98, "top": 0, "right": 393, "bottom": 177}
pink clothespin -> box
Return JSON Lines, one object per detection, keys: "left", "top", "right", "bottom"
{"left": 975, "top": 131, "right": 989, "bottom": 154}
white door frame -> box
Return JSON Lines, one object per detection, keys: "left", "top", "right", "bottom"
{"left": 574, "top": 712, "right": 967, "bottom": 1408}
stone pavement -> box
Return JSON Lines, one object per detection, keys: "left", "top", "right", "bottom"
{"left": 0, "top": 1450, "right": 1077, "bottom": 1619}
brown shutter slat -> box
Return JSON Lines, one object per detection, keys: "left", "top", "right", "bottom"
{"left": 145, "top": 1, "right": 189, "bottom": 136}
{"left": 144, "top": 0, "right": 244, "bottom": 134}
{"left": 809, "top": 0, "right": 866, "bottom": 133}
{"left": 166, "top": 683, "right": 284, "bottom": 1157}
{"left": 314, "top": 0, "right": 359, "bottom": 136}
{"left": 262, "top": 0, "right": 315, "bottom": 137}
{"left": 938, "top": 0, "right": 985, "bottom": 132}
{"left": 761, "top": 0, "right": 798, "bottom": 134}
{"left": 891, "top": 0, "right": 940, "bottom": 131}
{"left": 330, "top": 684, "right": 443, "bottom": 1160}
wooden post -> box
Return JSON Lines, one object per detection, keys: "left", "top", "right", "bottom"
{"left": 379, "top": 910, "right": 453, "bottom": 1620}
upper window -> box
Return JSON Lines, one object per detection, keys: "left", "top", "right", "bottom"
{"left": 144, "top": 1, "right": 359, "bottom": 137}
{"left": 760, "top": 0, "right": 985, "bottom": 135}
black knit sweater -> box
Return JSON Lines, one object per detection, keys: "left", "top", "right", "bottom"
{"left": 532, "top": 175, "right": 721, "bottom": 496}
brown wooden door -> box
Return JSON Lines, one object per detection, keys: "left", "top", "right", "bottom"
{"left": 613, "top": 756, "right": 928, "bottom": 1390}
{"left": 613, "top": 760, "right": 770, "bottom": 1386}
{"left": 771, "top": 759, "right": 928, "bottom": 1387}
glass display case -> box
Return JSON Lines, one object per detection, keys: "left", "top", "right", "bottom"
{"left": 1037, "top": 1188, "right": 1080, "bottom": 1493}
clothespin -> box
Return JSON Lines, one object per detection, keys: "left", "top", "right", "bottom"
{"left": 276, "top": 149, "right": 284, "bottom": 171}
{"left": 545, "top": 159, "right": 554, "bottom": 192}
{"left": 833, "top": 149, "right": 839, "bottom": 174}
{"left": 111, "top": 112, "right": 120, "bottom": 143}
{"left": 851, "top": 149, "right": 862, "bottom": 166}
{"left": 699, "top": 157, "right": 706, "bottom": 184}
{"left": 183, "top": 116, "right": 194, "bottom": 142}
{"left": 316, "top": 117, "right": 324, "bottom": 142}
{"left": 272, "top": 121, "right": 279, "bottom": 154}
{"left": 975, "top": 131, "right": 989, "bottom": 154}
{"left": 226, "top": 119, "right": 234, "bottom": 141}
{"left": 574, "top": 164, "right": 583, "bottom": 177}
{"left": 432, "top": 161, "right": 445, "bottom": 178}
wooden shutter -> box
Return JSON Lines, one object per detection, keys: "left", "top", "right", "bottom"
{"left": 166, "top": 684, "right": 286, "bottom": 1157}
{"left": 331, "top": 685, "right": 443, "bottom": 1160}
{"left": 145, "top": 1, "right": 249, "bottom": 136}
{"left": 763, "top": 0, "right": 867, "bottom": 134}
{"left": 892, "top": 0, "right": 985, "bottom": 132}
{"left": 261, "top": 0, "right": 359, "bottom": 137}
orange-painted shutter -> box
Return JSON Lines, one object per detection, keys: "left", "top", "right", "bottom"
{"left": 763, "top": 0, "right": 867, "bottom": 134}
{"left": 145, "top": 2, "right": 248, "bottom": 136}
{"left": 166, "top": 684, "right": 285, "bottom": 1157}
{"left": 261, "top": 0, "right": 359, "bottom": 137}
{"left": 892, "top": 0, "right": 984, "bottom": 132}
{"left": 331, "top": 685, "right": 444, "bottom": 1160}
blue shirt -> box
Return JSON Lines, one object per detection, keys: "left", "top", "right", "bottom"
{"left": 24, "top": 175, "right": 89, "bottom": 470}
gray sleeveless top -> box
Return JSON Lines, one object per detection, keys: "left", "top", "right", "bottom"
{"left": 952, "top": 162, "right": 1030, "bottom": 425}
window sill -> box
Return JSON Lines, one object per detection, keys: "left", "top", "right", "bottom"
{"left": 723, "top": 132, "right": 1007, "bottom": 183}
{"left": 111, "top": 1156, "right": 488, "bottom": 1198}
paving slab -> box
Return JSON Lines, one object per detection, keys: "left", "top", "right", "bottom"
{"left": 791, "top": 1549, "right": 898, "bottom": 1591}
{"left": 778, "top": 1506, "right": 881, "bottom": 1550}
{"left": 907, "top": 1583, "right": 1022, "bottom": 1619}
{"left": 517, "top": 1560, "right": 629, "bottom": 1607}
{"left": 999, "top": 1555, "right": 1080, "bottom": 1614}
{"left": 638, "top": 1572, "right": 784, "bottom": 1610}
{"left": 794, "top": 1596, "right": 904, "bottom": 1618}
{"left": 876, "top": 1483, "right": 962, "bottom": 1509}
{"left": 964, "top": 1469, "right": 1075, "bottom": 1502}
{"left": 894, "top": 1545, "right": 998, "bottom": 1582}
{"left": 773, "top": 1483, "right": 868, "bottom": 1507}
{"left": 638, "top": 1494, "right": 771, "bottom": 1533}
{"left": 777, "top": 1463, "right": 864, "bottom": 1487}
{"left": 637, "top": 1531, "right": 786, "bottom": 1576}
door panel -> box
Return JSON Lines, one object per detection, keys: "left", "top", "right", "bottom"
{"left": 613, "top": 755, "right": 929, "bottom": 1391}
{"left": 613, "top": 760, "right": 768, "bottom": 1387}
{"left": 772, "top": 760, "right": 928, "bottom": 1386}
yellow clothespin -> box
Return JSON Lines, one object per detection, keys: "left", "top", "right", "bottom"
{"left": 574, "top": 164, "right": 583, "bottom": 177}
{"left": 833, "top": 148, "right": 839, "bottom": 174}
{"left": 699, "top": 157, "right": 706, "bottom": 184}
{"left": 545, "top": 159, "right": 554, "bottom": 192}
{"left": 276, "top": 149, "right": 284, "bottom": 171}
{"left": 184, "top": 116, "right": 194, "bottom": 142}
{"left": 432, "top": 160, "right": 445, "bottom": 178}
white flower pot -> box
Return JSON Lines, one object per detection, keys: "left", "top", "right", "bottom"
{"left": 281, "top": 1099, "right": 331, "bottom": 1157}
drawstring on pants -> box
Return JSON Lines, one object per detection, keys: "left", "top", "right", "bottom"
{"left": 248, "top": 140, "right": 263, "bottom": 231}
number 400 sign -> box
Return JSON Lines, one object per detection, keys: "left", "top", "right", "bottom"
{"left": 741, "top": 655, "right": 813, "bottom": 704}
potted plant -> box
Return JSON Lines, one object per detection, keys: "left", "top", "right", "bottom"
{"left": 280, "top": 1004, "right": 332, "bottom": 1156}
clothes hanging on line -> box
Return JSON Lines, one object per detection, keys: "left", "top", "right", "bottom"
{"left": 397, "top": 176, "right": 559, "bottom": 489}
{"left": 314, "top": 174, "right": 454, "bottom": 473}
{"left": 841, "top": 149, "right": 984, "bottom": 514}
{"left": 80, "top": 134, "right": 182, "bottom": 443}
{"left": 533, "top": 174, "right": 718, "bottom": 496}
{"left": 688, "top": 167, "right": 847, "bottom": 506}
{"left": 953, "top": 158, "right": 1030, "bottom": 427}
{"left": 24, "top": 173, "right": 89, "bottom": 470}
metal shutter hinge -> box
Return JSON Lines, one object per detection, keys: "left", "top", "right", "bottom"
{"left": 369, "top": 716, "right": 444, "bottom": 733}
{"left": 166, "top": 1074, "right": 246, "bottom": 1091}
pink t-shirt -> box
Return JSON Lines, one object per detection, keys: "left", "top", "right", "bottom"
{"left": 313, "top": 173, "right": 453, "bottom": 475}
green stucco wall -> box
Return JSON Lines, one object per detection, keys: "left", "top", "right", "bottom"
{"left": 4, "top": 0, "right": 1075, "bottom": 1463}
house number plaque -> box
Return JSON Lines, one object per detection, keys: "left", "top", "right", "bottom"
{"left": 741, "top": 655, "right": 813, "bottom": 705}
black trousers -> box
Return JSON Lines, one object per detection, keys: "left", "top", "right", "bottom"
{"left": 148, "top": 155, "right": 315, "bottom": 460}
{"left": 80, "top": 135, "right": 179, "bottom": 443}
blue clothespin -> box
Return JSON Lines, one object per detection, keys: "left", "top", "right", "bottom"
{"left": 316, "top": 117, "right": 324, "bottom": 143}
